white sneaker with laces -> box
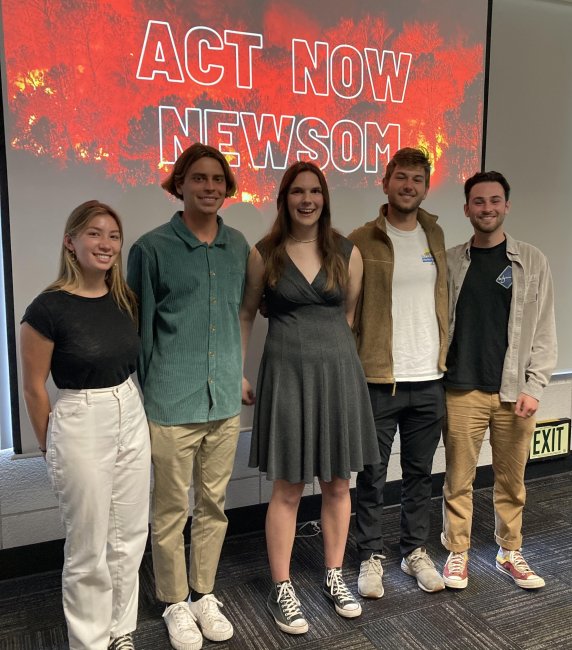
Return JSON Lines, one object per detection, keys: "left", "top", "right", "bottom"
{"left": 162, "top": 602, "right": 203, "bottom": 650}
{"left": 358, "top": 553, "right": 385, "bottom": 598}
{"left": 188, "top": 594, "right": 233, "bottom": 642}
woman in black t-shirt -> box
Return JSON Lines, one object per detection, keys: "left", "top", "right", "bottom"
{"left": 20, "top": 200, "right": 151, "bottom": 650}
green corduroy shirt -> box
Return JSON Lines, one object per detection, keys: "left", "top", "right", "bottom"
{"left": 127, "top": 212, "right": 249, "bottom": 425}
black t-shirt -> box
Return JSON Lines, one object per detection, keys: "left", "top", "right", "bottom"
{"left": 22, "top": 290, "right": 140, "bottom": 389}
{"left": 445, "top": 240, "right": 512, "bottom": 392}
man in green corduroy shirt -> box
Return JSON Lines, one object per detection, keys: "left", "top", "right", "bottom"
{"left": 127, "top": 143, "right": 250, "bottom": 650}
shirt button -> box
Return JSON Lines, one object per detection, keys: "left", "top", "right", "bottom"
{"left": 211, "top": 297, "right": 217, "bottom": 304}
{"left": 211, "top": 325, "right": 216, "bottom": 332}
{"left": 210, "top": 271, "right": 216, "bottom": 277}
{"left": 209, "top": 352, "right": 215, "bottom": 357}
{"left": 208, "top": 377, "right": 213, "bottom": 384}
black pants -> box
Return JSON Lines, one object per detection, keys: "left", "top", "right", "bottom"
{"left": 355, "top": 380, "right": 445, "bottom": 559}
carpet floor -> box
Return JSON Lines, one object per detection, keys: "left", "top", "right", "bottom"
{"left": 1, "top": 472, "right": 572, "bottom": 649}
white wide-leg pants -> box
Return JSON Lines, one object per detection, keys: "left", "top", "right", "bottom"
{"left": 46, "top": 377, "right": 151, "bottom": 650}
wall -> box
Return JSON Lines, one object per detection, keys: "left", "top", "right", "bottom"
{"left": 1, "top": 0, "right": 572, "bottom": 552}
{"left": 2, "top": 377, "right": 571, "bottom": 550}
{"left": 485, "top": 0, "right": 572, "bottom": 371}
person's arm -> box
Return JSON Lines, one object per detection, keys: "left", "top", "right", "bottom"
{"left": 516, "top": 254, "right": 558, "bottom": 417}
{"left": 20, "top": 323, "right": 54, "bottom": 455}
{"left": 239, "top": 247, "right": 266, "bottom": 405}
{"left": 127, "top": 242, "right": 156, "bottom": 389}
{"left": 345, "top": 245, "right": 364, "bottom": 328}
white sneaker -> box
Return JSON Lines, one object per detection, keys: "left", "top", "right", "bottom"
{"left": 358, "top": 553, "right": 385, "bottom": 598}
{"left": 189, "top": 594, "right": 233, "bottom": 642}
{"left": 162, "top": 602, "right": 203, "bottom": 650}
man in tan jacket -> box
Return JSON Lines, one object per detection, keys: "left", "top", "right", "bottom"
{"left": 349, "top": 147, "right": 448, "bottom": 596}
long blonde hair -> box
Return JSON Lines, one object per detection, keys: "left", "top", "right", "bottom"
{"left": 46, "top": 200, "right": 138, "bottom": 321}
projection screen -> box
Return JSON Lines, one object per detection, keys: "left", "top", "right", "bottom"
{"left": 0, "top": 0, "right": 490, "bottom": 453}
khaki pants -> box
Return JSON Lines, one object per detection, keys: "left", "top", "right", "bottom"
{"left": 149, "top": 415, "right": 240, "bottom": 602}
{"left": 442, "top": 389, "right": 535, "bottom": 553}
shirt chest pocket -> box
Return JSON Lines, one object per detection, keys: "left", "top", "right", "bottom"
{"left": 222, "top": 266, "right": 245, "bottom": 305}
{"left": 524, "top": 275, "right": 538, "bottom": 303}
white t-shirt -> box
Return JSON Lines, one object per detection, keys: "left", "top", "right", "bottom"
{"left": 386, "top": 221, "right": 442, "bottom": 382}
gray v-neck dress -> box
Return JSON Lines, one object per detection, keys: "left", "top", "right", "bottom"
{"left": 249, "top": 235, "right": 379, "bottom": 484}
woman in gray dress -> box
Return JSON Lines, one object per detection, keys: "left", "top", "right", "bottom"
{"left": 240, "top": 162, "right": 378, "bottom": 635}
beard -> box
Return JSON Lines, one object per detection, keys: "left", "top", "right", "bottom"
{"left": 389, "top": 194, "right": 424, "bottom": 215}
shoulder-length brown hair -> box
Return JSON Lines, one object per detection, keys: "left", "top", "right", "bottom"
{"left": 46, "top": 200, "right": 138, "bottom": 321}
{"left": 161, "top": 142, "right": 237, "bottom": 199}
{"left": 263, "top": 161, "right": 347, "bottom": 291}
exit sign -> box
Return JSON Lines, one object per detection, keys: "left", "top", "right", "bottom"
{"left": 529, "top": 419, "right": 571, "bottom": 461}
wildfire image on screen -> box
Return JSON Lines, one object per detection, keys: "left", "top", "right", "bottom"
{"left": 1, "top": 0, "right": 486, "bottom": 205}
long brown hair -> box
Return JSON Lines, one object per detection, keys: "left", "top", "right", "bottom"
{"left": 263, "top": 161, "right": 347, "bottom": 291}
{"left": 46, "top": 200, "right": 138, "bottom": 321}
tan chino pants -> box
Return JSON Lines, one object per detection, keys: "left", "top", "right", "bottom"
{"left": 149, "top": 415, "right": 240, "bottom": 602}
{"left": 441, "top": 389, "right": 535, "bottom": 553}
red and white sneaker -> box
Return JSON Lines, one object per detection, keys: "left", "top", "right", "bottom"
{"left": 495, "top": 548, "right": 545, "bottom": 589}
{"left": 443, "top": 551, "right": 468, "bottom": 589}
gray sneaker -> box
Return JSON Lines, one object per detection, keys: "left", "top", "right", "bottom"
{"left": 401, "top": 547, "right": 445, "bottom": 593}
{"left": 358, "top": 554, "right": 385, "bottom": 598}
{"left": 267, "top": 581, "right": 309, "bottom": 635}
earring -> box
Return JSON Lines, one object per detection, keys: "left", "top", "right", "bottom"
{"left": 69, "top": 249, "right": 76, "bottom": 261}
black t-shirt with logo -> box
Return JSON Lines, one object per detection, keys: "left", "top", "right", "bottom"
{"left": 445, "top": 240, "right": 512, "bottom": 392}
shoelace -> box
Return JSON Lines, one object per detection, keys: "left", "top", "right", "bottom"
{"left": 446, "top": 553, "right": 467, "bottom": 575}
{"left": 276, "top": 581, "right": 303, "bottom": 620}
{"left": 167, "top": 603, "right": 196, "bottom": 632}
{"left": 508, "top": 551, "right": 535, "bottom": 575}
{"left": 408, "top": 550, "right": 436, "bottom": 572}
{"left": 109, "top": 634, "right": 134, "bottom": 650}
{"left": 197, "top": 594, "right": 226, "bottom": 625}
{"left": 363, "top": 554, "right": 385, "bottom": 576}
{"left": 326, "top": 568, "right": 354, "bottom": 605}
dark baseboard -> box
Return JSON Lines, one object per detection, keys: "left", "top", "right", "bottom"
{"left": 2, "top": 456, "right": 571, "bottom": 581}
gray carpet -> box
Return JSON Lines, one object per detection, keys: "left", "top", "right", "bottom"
{"left": 2, "top": 473, "right": 572, "bottom": 649}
